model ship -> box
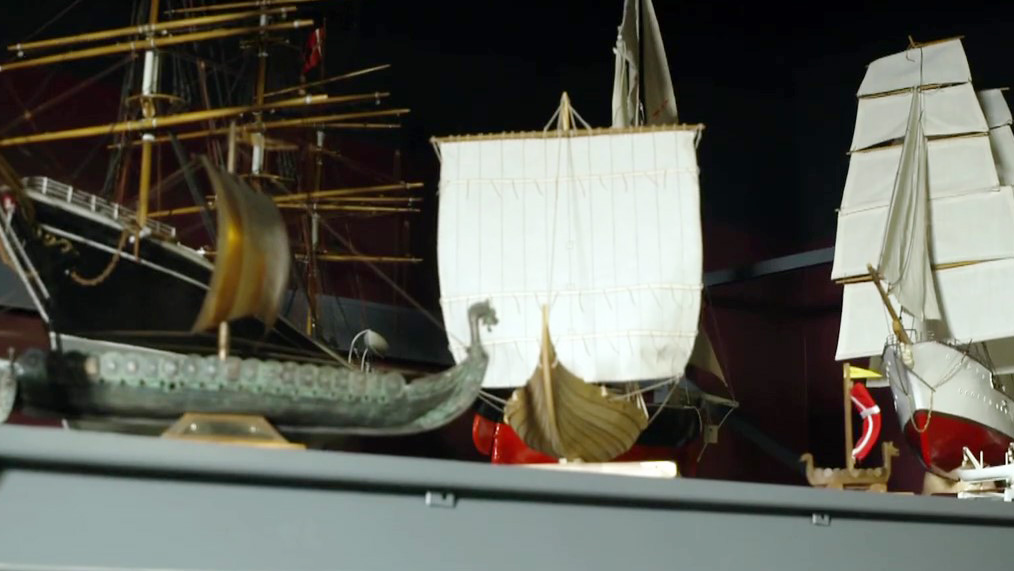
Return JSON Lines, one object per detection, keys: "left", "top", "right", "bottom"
{"left": 832, "top": 37, "right": 1014, "bottom": 476}
{"left": 0, "top": 0, "right": 497, "bottom": 436}
{"left": 432, "top": 0, "right": 735, "bottom": 464}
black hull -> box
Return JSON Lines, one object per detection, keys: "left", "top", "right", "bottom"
{"left": 8, "top": 191, "right": 334, "bottom": 362}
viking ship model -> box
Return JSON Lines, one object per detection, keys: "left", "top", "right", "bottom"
{"left": 832, "top": 37, "right": 1014, "bottom": 477}
{"left": 0, "top": 0, "right": 497, "bottom": 438}
{"left": 433, "top": 0, "right": 735, "bottom": 465}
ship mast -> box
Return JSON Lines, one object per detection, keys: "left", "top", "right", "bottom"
{"left": 135, "top": 0, "right": 162, "bottom": 245}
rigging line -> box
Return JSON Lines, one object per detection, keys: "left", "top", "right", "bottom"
{"left": 20, "top": 0, "right": 87, "bottom": 43}
{"left": 1, "top": 76, "right": 70, "bottom": 182}
{"left": 317, "top": 216, "right": 466, "bottom": 348}
{"left": 701, "top": 286, "right": 736, "bottom": 399}
{"left": 695, "top": 404, "right": 736, "bottom": 463}
{"left": 103, "top": 54, "right": 140, "bottom": 197}
{"left": 69, "top": 134, "right": 110, "bottom": 183}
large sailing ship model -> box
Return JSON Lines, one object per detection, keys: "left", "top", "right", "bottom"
{"left": 832, "top": 37, "right": 1014, "bottom": 476}
{"left": 433, "top": 0, "right": 734, "bottom": 465}
{"left": 0, "top": 0, "right": 497, "bottom": 438}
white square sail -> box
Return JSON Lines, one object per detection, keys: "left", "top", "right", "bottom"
{"left": 857, "top": 39, "right": 971, "bottom": 97}
{"left": 434, "top": 127, "right": 703, "bottom": 388}
{"left": 837, "top": 259, "right": 1014, "bottom": 360}
{"left": 850, "top": 83, "right": 988, "bottom": 152}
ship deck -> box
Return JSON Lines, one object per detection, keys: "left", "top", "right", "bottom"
{"left": 0, "top": 423, "right": 1011, "bottom": 570}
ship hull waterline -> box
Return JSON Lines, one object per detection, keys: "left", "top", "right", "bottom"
{"left": 883, "top": 340, "right": 1014, "bottom": 476}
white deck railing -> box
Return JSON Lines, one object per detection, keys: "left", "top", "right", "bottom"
{"left": 24, "top": 176, "right": 177, "bottom": 239}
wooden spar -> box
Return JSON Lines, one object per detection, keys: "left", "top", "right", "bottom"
{"left": 271, "top": 183, "right": 421, "bottom": 202}
{"left": 318, "top": 123, "right": 401, "bottom": 130}
{"left": 203, "top": 251, "right": 424, "bottom": 264}
{"left": 278, "top": 204, "right": 421, "bottom": 213}
{"left": 0, "top": 93, "right": 387, "bottom": 147}
{"left": 7, "top": 8, "right": 297, "bottom": 53}
{"left": 149, "top": 201, "right": 420, "bottom": 217}
{"left": 263, "top": 64, "right": 392, "bottom": 98}
{"left": 866, "top": 264, "right": 912, "bottom": 345}
{"left": 296, "top": 196, "right": 422, "bottom": 204}
{"left": 147, "top": 182, "right": 423, "bottom": 218}
{"left": 168, "top": 0, "right": 322, "bottom": 14}
{"left": 115, "top": 109, "right": 409, "bottom": 147}
{"left": 296, "top": 253, "right": 423, "bottom": 264}
{"left": 0, "top": 20, "right": 314, "bottom": 73}
{"left": 835, "top": 259, "right": 982, "bottom": 285}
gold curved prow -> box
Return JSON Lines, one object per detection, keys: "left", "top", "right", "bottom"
{"left": 504, "top": 305, "right": 649, "bottom": 462}
{"left": 192, "top": 158, "right": 290, "bottom": 333}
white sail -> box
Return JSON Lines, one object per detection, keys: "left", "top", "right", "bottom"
{"left": 858, "top": 39, "right": 970, "bottom": 97}
{"left": 833, "top": 187, "right": 1014, "bottom": 280}
{"left": 850, "top": 83, "right": 988, "bottom": 152}
{"left": 611, "top": 0, "right": 678, "bottom": 128}
{"left": 640, "top": 0, "right": 678, "bottom": 125}
{"left": 840, "top": 134, "right": 998, "bottom": 214}
{"left": 978, "top": 89, "right": 1014, "bottom": 187}
{"left": 611, "top": 0, "right": 639, "bottom": 128}
{"left": 837, "top": 259, "right": 1014, "bottom": 360}
{"left": 978, "top": 89, "right": 1013, "bottom": 128}
{"left": 434, "top": 126, "right": 703, "bottom": 388}
{"left": 877, "top": 89, "right": 941, "bottom": 321}
{"left": 989, "top": 127, "right": 1014, "bottom": 186}
{"left": 835, "top": 42, "right": 1014, "bottom": 363}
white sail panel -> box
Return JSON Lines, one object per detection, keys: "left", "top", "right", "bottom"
{"left": 832, "top": 188, "right": 1014, "bottom": 279}
{"left": 435, "top": 128, "right": 702, "bottom": 388}
{"left": 978, "top": 89, "right": 1013, "bottom": 128}
{"left": 850, "top": 84, "right": 988, "bottom": 152}
{"left": 857, "top": 39, "right": 970, "bottom": 97}
{"left": 640, "top": 0, "right": 678, "bottom": 125}
{"left": 841, "top": 135, "right": 998, "bottom": 212}
{"left": 989, "top": 126, "right": 1014, "bottom": 186}
{"left": 837, "top": 259, "right": 1014, "bottom": 360}
{"left": 836, "top": 282, "right": 896, "bottom": 360}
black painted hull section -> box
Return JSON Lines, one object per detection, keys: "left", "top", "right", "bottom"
{"left": 13, "top": 194, "right": 332, "bottom": 362}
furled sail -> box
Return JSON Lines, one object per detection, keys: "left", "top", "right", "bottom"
{"left": 192, "top": 159, "right": 290, "bottom": 332}
{"left": 640, "top": 0, "right": 678, "bottom": 125}
{"left": 878, "top": 89, "right": 941, "bottom": 322}
{"left": 833, "top": 40, "right": 1014, "bottom": 361}
{"left": 611, "top": 0, "right": 678, "bottom": 127}
{"left": 611, "top": 0, "right": 639, "bottom": 127}
{"left": 433, "top": 124, "right": 703, "bottom": 389}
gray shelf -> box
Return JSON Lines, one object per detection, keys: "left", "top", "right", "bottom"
{"left": 0, "top": 424, "right": 1010, "bottom": 570}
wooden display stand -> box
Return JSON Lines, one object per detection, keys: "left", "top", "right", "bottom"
{"left": 161, "top": 413, "right": 305, "bottom": 449}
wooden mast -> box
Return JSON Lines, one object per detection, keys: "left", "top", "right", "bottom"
{"left": 305, "top": 17, "right": 327, "bottom": 336}
{"left": 135, "top": 0, "right": 161, "bottom": 243}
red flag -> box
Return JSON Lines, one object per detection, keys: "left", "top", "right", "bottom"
{"left": 302, "top": 27, "right": 326, "bottom": 75}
